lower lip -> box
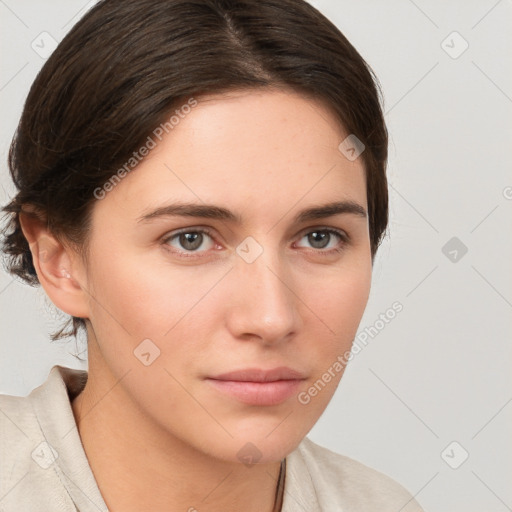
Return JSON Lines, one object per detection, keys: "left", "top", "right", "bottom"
{"left": 206, "top": 379, "right": 303, "bottom": 406}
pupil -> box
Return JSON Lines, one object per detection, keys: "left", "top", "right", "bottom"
{"left": 309, "top": 231, "right": 329, "bottom": 249}
{"left": 181, "top": 232, "right": 202, "bottom": 251}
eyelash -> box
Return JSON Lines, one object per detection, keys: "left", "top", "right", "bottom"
{"left": 161, "top": 226, "right": 350, "bottom": 259}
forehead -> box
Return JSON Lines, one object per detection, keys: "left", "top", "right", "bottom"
{"left": 93, "top": 88, "right": 367, "bottom": 223}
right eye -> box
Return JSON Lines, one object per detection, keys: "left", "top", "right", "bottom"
{"left": 161, "top": 227, "right": 220, "bottom": 257}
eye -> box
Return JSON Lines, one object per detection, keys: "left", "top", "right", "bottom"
{"left": 162, "top": 228, "right": 217, "bottom": 255}
{"left": 295, "top": 228, "right": 348, "bottom": 252}
{"left": 161, "top": 226, "right": 349, "bottom": 259}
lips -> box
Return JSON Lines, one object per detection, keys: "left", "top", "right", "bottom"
{"left": 206, "top": 367, "right": 306, "bottom": 406}
{"left": 210, "top": 367, "right": 306, "bottom": 382}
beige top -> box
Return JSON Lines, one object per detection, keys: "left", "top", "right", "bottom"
{"left": 0, "top": 365, "right": 424, "bottom": 512}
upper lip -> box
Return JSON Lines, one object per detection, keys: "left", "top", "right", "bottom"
{"left": 208, "top": 367, "right": 306, "bottom": 382}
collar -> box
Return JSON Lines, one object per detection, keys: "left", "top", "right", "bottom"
{"left": 29, "top": 365, "right": 109, "bottom": 511}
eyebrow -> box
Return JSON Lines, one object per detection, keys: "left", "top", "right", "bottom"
{"left": 137, "top": 200, "right": 367, "bottom": 225}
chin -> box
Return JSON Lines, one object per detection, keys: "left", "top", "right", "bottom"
{"left": 212, "top": 420, "right": 312, "bottom": 465}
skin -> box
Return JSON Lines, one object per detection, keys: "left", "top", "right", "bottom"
{"left": 21, "top": 88, "right": 372, "bottom": 512}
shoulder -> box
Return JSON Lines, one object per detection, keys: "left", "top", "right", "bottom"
{"left": 0, "top": 387, "right": 55, "bottom": 511}
{"left": 294, "top": 437, "right": 424, "bottom": 511}
{"left": 0, "top": 367, "right": 83, "bottom": 511}
{"left": 0, "top": 386, "right": 40, "bottom": 455}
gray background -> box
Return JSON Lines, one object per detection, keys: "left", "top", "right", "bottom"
{"left": 1, "top": 1, "right": 511, "bottom": 511}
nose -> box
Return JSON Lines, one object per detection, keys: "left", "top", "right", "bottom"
{"left": 225, "top": 245, "right": 301, "bottom": 345}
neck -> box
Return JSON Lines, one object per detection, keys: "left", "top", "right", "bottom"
{"left": 71, "top": 348, "right": 283, "bottom": 512}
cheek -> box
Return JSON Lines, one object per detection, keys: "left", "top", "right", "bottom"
{"left": 292, "top": 265, "right": 371, "bottom": 414}
{"left": 84, "top": 249, "right": 231, "bottom": 375}
{"left": 87, "top": 249, "right": 205, "bottom": 331}
{"left": 298, "top": 259, "right": 372, "bottom": 370}
{"left": 305, "top": 260, "right": 371, "bottom": 332}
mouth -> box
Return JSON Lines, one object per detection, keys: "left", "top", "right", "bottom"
{"left": 206, "top": 367, "right": 306, "bottom": 406}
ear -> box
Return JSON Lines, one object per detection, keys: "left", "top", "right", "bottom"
{"left": 19, "top": 210, "right": 90, "bottom": 319}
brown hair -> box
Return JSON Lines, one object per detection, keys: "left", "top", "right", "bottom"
{"left": 1, "top": 0, "right": 388, "bottom": 342}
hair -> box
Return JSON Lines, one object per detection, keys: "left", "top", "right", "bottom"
{"left": 1, "top": 0, "right": 388, "bottom": 343}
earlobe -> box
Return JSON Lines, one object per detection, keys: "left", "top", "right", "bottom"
{"left": 19, "top": 210, "right": 90, "bottom": 319}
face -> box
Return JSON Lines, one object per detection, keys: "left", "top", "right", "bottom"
{"left": 75, "top": 89, "right": 372, "bottom": 463}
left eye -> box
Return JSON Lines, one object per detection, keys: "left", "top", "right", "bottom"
{"left": 295, "top": 229, "right": 347, "bottom": 250}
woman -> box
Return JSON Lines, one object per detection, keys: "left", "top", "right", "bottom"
{"left": 0, "top": 0, "right": 424, "bottom": 510}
